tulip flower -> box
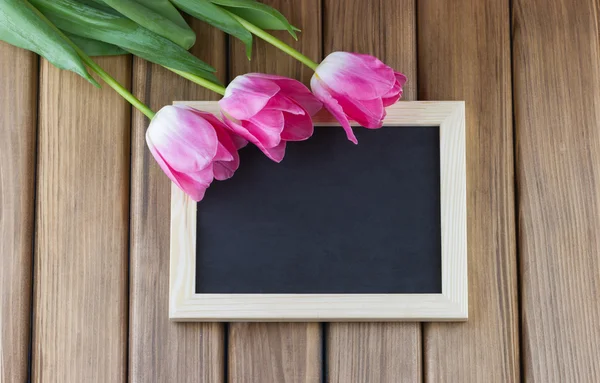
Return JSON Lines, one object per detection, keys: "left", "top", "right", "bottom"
{"left": 146, "top": 105, "right": 244, "bottom": 201}
{"left": 229, "top": 17, "right": 408, "bottom": 144}
{"left": 310, "top": 52, "right": 407, "bottom": 144}
{"left": 219, "top": 73, "right": 322, "bottom": 162}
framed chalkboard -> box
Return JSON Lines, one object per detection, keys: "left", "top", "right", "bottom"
{"left": 170, "top": 101, "right": 467, "bottom": 321}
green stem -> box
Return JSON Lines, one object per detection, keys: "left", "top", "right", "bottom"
{"left": 26, "top": 1, "right": 156, "bottom": 119}
{"left": 81, "top": 56, "right": 155, "bottom": 119}
{"left": 167, "top": 68, "right": 226, "bottom": 96}
{"left": 227, "top": 12, "right": 319, "bottom": 71}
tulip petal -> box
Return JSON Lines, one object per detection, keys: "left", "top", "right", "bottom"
{"left": 281, "top": 112, "right": 314, "bottom": 141}
{"left": 146, "top": 136, "right": 182, "bottom": 189}
{"left": 186, "top": 107, "right": 245, "bottom": 171}
{"left": 190, "top": 109, "right": 228, "bottom": 129}
{"left": 264, "top": 94, "right": 306, "bottom": 115}
{"left": 287, "top": 92, "right": 323, "bottom": 117}
{"left": 311, "top": 75, "right": 358, "bottom": 144}
{"left": 382, "top": 91, "right": 401, "bottom": 107}
{"left": 213, "top": 142, "right": 235, "bottom": 163}
{"left": 231, "top": 134, "right": 249, "bottom": 150}
{"left": 212, "top": 123, "right": 240, "bottom": 181}
{"left": 195, "top": 110, "right": 249, "bottom": 150}
{"left": 219, "top": 74, "right": 280, "bottom": 120}
{"left": 248, "top": 73, "right": 323, "bottom": 116}
{"left": 191, "top": 110, "right": 238, "bottom": 162}
{"left": 382, "top": 72, "right": 407, "bottom": 106}
{"left": 176, "top": 166, "right": 214, "bottom": 202}
{"left": 290, "top": 94, "right": 322, "bottom": 116}
{"left": 382, "top": 81, "right": 401, "bottom": 106}
{"left": 213, "top": 145, "right": 239, "bottom": 180}
{"left": 395, "top": 71, "right": 408, "bottom": 87}
{"left": 315, "top": 52, "right": 396, "bottom": 100}
{"left": 222, "top": 116, "right": 287, "bottom": 162}
{"left": 213, "top": 161, "right": 237, "bottom": 181}
{"left": 333, "top": 92, "right": 385, "bottom": 129}
{"left": 147, "top": 106, "right": 218, "bottom": 173}
{"left": 147, "top": 136, "right": 212, "bottom": 201}
{"left": 246, "top": 110, "right": 285, "bottom": 148}
{"left": 221, "top": 114, "right": 256, "bottom": 142}
{"left": 213, "top": 143, "right": 240, "bottom": 181}
{"left": 260, "top": 141, "right": 287, "bottom": 162}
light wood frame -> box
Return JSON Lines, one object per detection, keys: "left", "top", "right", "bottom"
{"left": 170, "top": 101, "right": 467, "bottom": 321}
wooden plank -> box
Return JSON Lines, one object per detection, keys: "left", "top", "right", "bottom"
{"left": 229, "top": 323, "right": 322, "bottom": 383}
{"left": 323, "top": 0, "right": 421, "bottom": 381}
{"left": 228, "top": 1, "right": 322, "bottom": 382}
{"left": 0, "top": 42, "right": 37, "bottom": 383}
{"left": 33, "top": 57, "right": 131, "bottom": 382}
{"left": 417, "top": 0, "right": 520, "bottom": 381}
{"left": 129, "top": 19, "right": 227, "bottom": 383}
{"left": 513, "top": 1, "right": 600, "bottom": 381}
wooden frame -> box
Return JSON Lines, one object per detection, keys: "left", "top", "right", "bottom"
{"left": 170, "top": 101, "right": 467, "bottom": 321}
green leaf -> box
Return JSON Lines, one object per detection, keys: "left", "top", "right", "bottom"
{"left": 0, "top": 0, "right": 98, "bottom": 86}
{"left": 133, "top": 0, "right": 191, "bottom": 29}
{"left": 171, "top": 0, "right": 253, "bottom": 59}
{"left": 210, "top": 0, "right": 297, "bottom": 39}
{"left": 77, "top": 0, "right": 119, "bottom": 12}
{"left": 30, "top": 0, "right": 220, "bottom": 84}
{"left": 96, "top": 0, "right": 196, "bottom": 49}
{"left": 64, "top": 33, "right": 127, "bottom": 56}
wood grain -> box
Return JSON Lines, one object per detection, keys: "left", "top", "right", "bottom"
{"left": 228, "top": 1, "right": 322, "bottom": 382}
{"left": 418, "top": 0, "right": 520, "bottom": 381}
{"left": 328, "top": 323, "right": 416, "bottom": 383}
{"left": 0, "top": 42, "right": 37, "bottom": 383}
{"left": 128, "top": 19, "right": 227, "bottom": 383}
{"left": 33, "top": 57, "right": 131, "bottom": 382}
{"left": 323, "top": 0, "right": 421, "bottom": 381}
{"left": 513, "top": 0, "right": 600, "bottom": 381}
{"left": 229, "top": 323, "right": 322, "bottom": 383}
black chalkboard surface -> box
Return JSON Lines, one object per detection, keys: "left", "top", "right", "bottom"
{"left": 195, "top": 126, "right": 442, "bottom": 294}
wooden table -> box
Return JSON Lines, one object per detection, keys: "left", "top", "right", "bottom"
{"left": 1, "top": 0, "right": 599, "bottom": 381}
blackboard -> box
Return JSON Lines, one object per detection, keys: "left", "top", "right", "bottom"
{"left": 195, "top": 126, "right": 442, "bottom": 294}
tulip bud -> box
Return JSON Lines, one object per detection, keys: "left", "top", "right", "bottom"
{"left": 219, "top": 73, "right": 322, "bottom": 162}
{"left": 310, "top": 52, "right": 407, "bottom": 144}
{"left": 146, "top": 106, "right": 244, "bottom": 201}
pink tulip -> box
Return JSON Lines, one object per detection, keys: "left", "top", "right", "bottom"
{"left": 310, "top": 52, "right": 407, "bottom": 144}
{"left": 146, "top": 105, "right": 244, "bottom": 201}
{"left": 219, "top": 73, "right": 322, "bottom": 162}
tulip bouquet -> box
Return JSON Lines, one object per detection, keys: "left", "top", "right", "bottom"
{"left": 1, "top": 0, "right": 406, "bottom": 201}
